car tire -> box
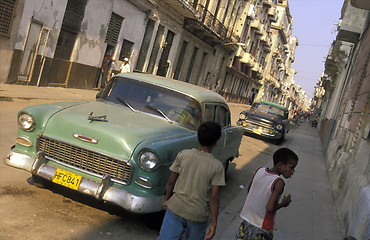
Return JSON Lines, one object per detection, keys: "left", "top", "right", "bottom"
{"left": 275, "top": 132, "right": 285, "bottom": 145}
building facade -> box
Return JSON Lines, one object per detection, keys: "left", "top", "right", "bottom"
{"left": 0, "top": 0, "right": 306, "bottom": 110}
{"left": 312, "top": 0, "right": 370, "bottom": 239}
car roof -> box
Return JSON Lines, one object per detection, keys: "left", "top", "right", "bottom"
{"left": 254, "top": 100, "right": 288, "bottom": 111}
{"left": 115, "top": 72, "right": 228, "bottom": 105}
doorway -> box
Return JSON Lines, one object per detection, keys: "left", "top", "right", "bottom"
{"left": 17, "top": 21, "right": 50, "bottom": 85}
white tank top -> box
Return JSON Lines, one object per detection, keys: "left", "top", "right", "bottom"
{"left": 240, "top": 168, "right": 283, "bottom": 230}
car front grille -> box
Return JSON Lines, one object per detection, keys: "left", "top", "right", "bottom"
{"left": 241, "top": 121, "right": 275, "bottom": 134}
{"left": 38, "top": 136, "right": 131, "bottom": 184}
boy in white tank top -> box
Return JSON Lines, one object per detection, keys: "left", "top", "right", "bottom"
{"left": 235, "top": 148, "right": 299, "bottom": 240}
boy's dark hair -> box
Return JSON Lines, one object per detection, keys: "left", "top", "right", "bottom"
{"left": 273, "top": 147, "right": 299, "bottom": 165}
{"left": 197, "top": 121, "right": 221, "bottom": 147}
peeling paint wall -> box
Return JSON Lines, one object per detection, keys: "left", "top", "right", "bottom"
{"left": 75, "top": 0, "right": 146, "bottom": 68}
{"left": 14, "top": 0, "right": 67, "bottom": 58}
{"left": 325, "top": 21, "right": 370, "bottom": 240}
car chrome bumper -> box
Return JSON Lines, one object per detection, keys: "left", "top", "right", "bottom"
{"left": 3, "top": 150, "right": 164, "bottom": 213}
{"left": 237, "top": 122, "right": 282, "bottom": 139}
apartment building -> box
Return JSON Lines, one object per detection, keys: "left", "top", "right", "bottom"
{"left": 0, "top": 0, "right": 242, "bottom": 89}
{"left": 0, "top": 0, "right": 306, "bottom": 110}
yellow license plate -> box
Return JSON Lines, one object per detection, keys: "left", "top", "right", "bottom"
{"left": 253, "top": 129, "right": 262, "bottom": 135}
{"left": 53, "top": 168, "right": 82, "bottom": 190}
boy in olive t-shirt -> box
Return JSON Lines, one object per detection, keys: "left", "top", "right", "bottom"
{"left": 157, "top": 121, "right": 225, "bottom": 240}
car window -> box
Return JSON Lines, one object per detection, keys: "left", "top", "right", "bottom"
{"left": 254, "top": 103, "right": 285, "bottom": 118}
{"left": 205, "top": 104, "right": 230, "bottom": 127}
{"left": 99, "top": 77, "right": 202, "bottom": 130}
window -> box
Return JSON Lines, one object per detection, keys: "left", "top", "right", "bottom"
{"left": 106, "top": 12, "right": 124, "bottom": 46}
{"left": 174, "top": 41, "right": 188, "bottom": 80}
{"left": 0, "top": 0, "right": 17, "bottom": 38}
{"left": 185, "top": 47, "right": 198, "bottom": 83}
{"left": 54, "top": 29, "right": 77, "bottom": 60}
{"left": 119, "top": 39, "right": 134, "bottom": 61}
{"left": 54, "top": 0, "right": 87, "bottom": 60}
{"left": 135, "top": 19, "right": 155, "bottom": 72}
{"left": 205, "top": 104, "right": 229, "bottom": 127}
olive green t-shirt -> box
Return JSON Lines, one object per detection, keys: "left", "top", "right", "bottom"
{"left": 166, "top": 148, "right": 226, "bottom": 222}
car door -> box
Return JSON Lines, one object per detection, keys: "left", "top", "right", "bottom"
{"left": 205, "top": 103, "right": 242, "bottom": 164}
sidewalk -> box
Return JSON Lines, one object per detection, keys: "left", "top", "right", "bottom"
{"left": 0, "top": 83, "right": 98, "bottom": 101}
{"left": 214, "top": 122, "right": 342, "bottom": 240}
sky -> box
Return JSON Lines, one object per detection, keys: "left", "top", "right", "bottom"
{"left": 288, "top": 0, "right": 344, "bottom": 100}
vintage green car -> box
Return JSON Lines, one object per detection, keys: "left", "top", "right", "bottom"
{"left": 4, "top": 73, "right": 243, "bottom": 213}
{"left": 236, "top": 100, "right": 290, "bottom": 144}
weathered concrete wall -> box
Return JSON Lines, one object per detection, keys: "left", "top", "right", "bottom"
{"left": 76, "top": 0, "right": 147, "bottom": 68}
{"left": 326, "top": 23, "right": 370, "bottom": 240}
{"left": 0, "top": 0, "right": 24, "bottom": 84}
{"left": 14, "top": 0, "right": 67, "bottom": 57}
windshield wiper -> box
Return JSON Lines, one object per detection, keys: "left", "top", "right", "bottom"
{"left": 116, "top": 97, "right": 136, "bottom": 112}
{"left": 146, "top": 105, "right": 173, "bottom": 123}
{"left": 88, "top": 112, "right": 108, "bottom": 122}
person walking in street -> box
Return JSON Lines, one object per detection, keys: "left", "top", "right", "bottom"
{"left": 235, "top": 147, "right": 299, "bottom": 240}
{"left": 120, "top": 57, "right": 131, "bottom": 73}
{"left": 157, "top": 121, "right": 225, "bottom": 240}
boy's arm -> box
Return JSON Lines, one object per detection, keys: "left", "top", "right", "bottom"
{"left": 162, "top": 171, "right": 179, "bottom": 209}
{"left": 266, "top": 178, "right": 291, "bottom": 212}
{"left": 205, "top": 185, "right": 220, "bottom": 240}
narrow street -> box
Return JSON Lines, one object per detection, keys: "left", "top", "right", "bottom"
{"left": 0, "top": 85, "right": 341, "bottom": 239}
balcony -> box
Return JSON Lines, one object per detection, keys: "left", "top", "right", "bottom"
{"left": 240, "top": 52, "right": 263, "bottom": 76}
{"left": 158, "top": 0, "right": 198, "bottom": 18}
{"left": 337, "top": 2, "right": 367, "bottom": 43}
{"left": 184, "top": 4, "right": 240, "bottom": 47}
{"left": 350, "top": 0, "right": 370, "bottom": 10}
{"left": 260, "top": 32, "right": 272, "bottom": 49}
{"left": 263, "top": 0, "right": 273, "bottom": 8}
{"left": 251, "top": 18, "right": 263, "bottom": 35}
{"left": 268, "top": 6, "right": 277, "bottom": 22}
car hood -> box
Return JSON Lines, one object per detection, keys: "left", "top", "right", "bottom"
{"left": 42, "top": 101, "right": 192, "bottom": 160}
{"left": 243, "top": 109, "right": 283, "bottom": 123}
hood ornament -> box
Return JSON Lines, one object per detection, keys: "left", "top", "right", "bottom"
{"left": 73, "top": 133, "right": 99, "bottom": 144}
{"left": 88, "top": 112, "right": 108, "bottom": 122}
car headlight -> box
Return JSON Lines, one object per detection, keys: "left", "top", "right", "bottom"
{"left": 18, "top": 113, "right": 35, "bottom": 131}
{"left": 138, "top": 151, "right": 159, "bottom": 171}
{"left": 275, "top": 124, "right": 283, "bottom": 131}
{"left": 239, "top": 113, "right": 246, "bottom": 120}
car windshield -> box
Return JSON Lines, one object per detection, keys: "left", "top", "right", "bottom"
{"left": 253, "top": 103, "right": 286, "bottom": 118}
{"left": 98, "top": 77, "right": 202, "bottom": 130}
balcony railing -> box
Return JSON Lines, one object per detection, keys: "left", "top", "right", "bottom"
{"left": 195, "top": 4, "right": 240, "bottom": 44}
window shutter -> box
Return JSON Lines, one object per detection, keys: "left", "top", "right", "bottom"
{"left": 105, "top": 13, "right": 124, "bottom": 46}
{"left": 62, "top": 0, "right": 87, "bottom": 33}
{"left": 0, "top": 0, "right": 17, "bottom": 38}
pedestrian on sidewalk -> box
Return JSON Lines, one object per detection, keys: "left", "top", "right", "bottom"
{"left": 235, "top": 148, "right": 299, "bottom": 240}
{"left": 157, "top": 121, "right": 225, "bottom": 240}
{"left": 99, "top": 50, "right": 115, "bottom": 89}
{"left": 120, "top": 57, "right": 131, "bottom": 73}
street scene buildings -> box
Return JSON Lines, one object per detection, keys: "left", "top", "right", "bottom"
{"left": 0, "top": 0, "right": 369, "bottom": 239}
{"left": 0, "top": 0, "right": 307, "bottom": 116}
